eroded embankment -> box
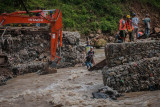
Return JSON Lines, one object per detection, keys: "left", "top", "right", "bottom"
{"left": 103, "top": 40, "right": 160, "bottom": 92}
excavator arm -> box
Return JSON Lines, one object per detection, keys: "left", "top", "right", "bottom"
{"left": 0, "top": 9, "right": 63, "bottom": 63}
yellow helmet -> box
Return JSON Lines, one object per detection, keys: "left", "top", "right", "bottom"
{"left": 127, "top": 15, "right": 131, "bottom": 18}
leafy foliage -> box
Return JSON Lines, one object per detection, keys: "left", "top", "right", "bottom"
{"left": 0, "top": 0, "right": 160, "bottom": 35}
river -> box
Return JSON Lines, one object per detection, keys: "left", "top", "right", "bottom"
{"left": 0, "top": 48, "right": 159, "bottom": 107}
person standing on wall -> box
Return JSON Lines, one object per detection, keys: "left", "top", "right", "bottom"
{"left": 126, "top": 15, "right": 134, "bottom": 42}
{"left": 42, "top": 8, "right": 48, "bottom": 17}
{"left": 119, "top": 15, "right": 127, "bottom": 42}
{"left": 35, "top": 7, "right": 41, "bottom": 27}
{"left": 143, "top": 14, "right": 151, "bottom": 39}
{"left": 131, "top": 13, "right": 139, "bottom": 40}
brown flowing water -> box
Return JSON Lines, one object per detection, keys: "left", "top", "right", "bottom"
{"left": 0, "top": 48, "right": 160, "bottom": 107}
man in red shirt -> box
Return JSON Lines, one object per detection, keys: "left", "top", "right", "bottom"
{"left": 119, "top": 15, "right": 127, "bottom": 42}
{"left": 126, "top": 15, "right": 134, "bottom": 42}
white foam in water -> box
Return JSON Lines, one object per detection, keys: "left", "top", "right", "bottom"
{"left": 67, "top": 68, "right": 87, "bottom": 73}
{"left": 1, "top": 65, "right": 159, "bottom": 106}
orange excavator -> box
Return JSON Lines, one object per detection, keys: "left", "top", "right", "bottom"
{"left": 0, "top": 9, "right": 63, "bottom": 67}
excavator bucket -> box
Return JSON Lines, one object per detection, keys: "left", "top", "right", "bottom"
{"left": 49, "top": 56, "right": 61, "bottom": 68}
{"left": 49, "top": 61, "right": 57, "bottom": 68}
{"left": 37, "top": 61, "right": 58, "bottom": 75}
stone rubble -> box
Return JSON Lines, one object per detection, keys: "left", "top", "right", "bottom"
{"left": 92, "top": 86, "right": 121, "bottom": 100}
{"left": 0, "top": 29, "right": 85, "bottom": 85}
{"left": 105, "top": 40, "right": 160, "bottom": 68}
{"left": 5, "top": 30, "right": 85, "bottom": 69}
{"left": 0, "top": 68, "right": 12, "bottom": 86}
{"left": 102, "top": 57, "right": 160, "bottom": 93}
{"left": 102, "top": 39, "right": 160, "bottom": 93}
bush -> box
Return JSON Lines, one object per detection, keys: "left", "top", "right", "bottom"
{"left": 63, "top": 18, "right": 76, "bottom": 29}
{"left": 100, "top": 18, "right": 118, "bottom": 34}
{"left": 95, "top": 39, "right": 107, "bottom": 48}
{"left": 3, "top": 0, "right": 159, "bottom": 35}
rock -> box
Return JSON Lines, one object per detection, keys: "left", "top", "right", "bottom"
{"left": 92, "top": 92, "right": 109, "bottom": 99}
{"left": 63, "top": 31, "right": 80, "bottom": 45}
{"left": 108, "top": 36, "right": 115, "bottom": 43}
{"left": 0, "top": 68, "right": 13, "bottom": 86}
{"left": 39, "top": 54, "right": 45, "bottom": 59}
{"left": 97, "top": 29, "right": 102, "bottom": 34}
{"left": 109, "top": 72, "right": 116, "bottom": 76}
{"left": 19, "top": 49, "right": 28, "bottom": 56}
{"left": 0, "top": 76, "right": 7, "bottom": 86}
{"left": 92, "top": 86, "right": 121, "bottom": 100}
{"left": 95, "top": 34, "right": 101, "bottom": 39}
{"left": 94, "top": 39, "right": 107, "bottom": 48}
{"left": 40, "top": 43, "right": 44, "bottom": 48}
{"left": 37, "top": 67, "right": 57, "bottom": 75}
{"left": 154, "top": 27, "right": 160, "bottom": 33}
{"left": 89, "top": 34, "right": 95, "bottom": 38}
{"left": 114, "top": 60, "right": 122, "bottom": 65}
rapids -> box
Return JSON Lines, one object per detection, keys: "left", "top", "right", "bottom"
{"left": 0, "top": 48, "right": 159, "bottom": 107}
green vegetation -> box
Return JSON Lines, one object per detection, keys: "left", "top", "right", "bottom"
{"left": 0, "top": 0, "right": 160, "bottom": 35}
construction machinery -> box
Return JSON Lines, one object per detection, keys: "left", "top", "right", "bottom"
{"left": 0, "top": 9, "right": 63, "bottom": 67}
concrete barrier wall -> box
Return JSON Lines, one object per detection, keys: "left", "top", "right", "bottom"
{"left": 105, "top": 40, "right": 160, "bottom": 68}
{"left": 102, "top": 57, "right": 160, "bottom": 92}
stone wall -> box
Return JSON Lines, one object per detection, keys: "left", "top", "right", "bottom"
{"left": 1, "top": 31, "right": 85, "bottom": 70}
{"left": 103, "top": 40, "right": 160, "bottom": 93}
{"left": 0, "top": 30, "right": 85, "bottom": 85}
{"left": 105, "top": 41, "right": 160, "bottom": 67}
{"left": 102, "top": 57, "right": 160, "bottom": 92}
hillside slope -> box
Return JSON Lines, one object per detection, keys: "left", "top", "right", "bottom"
{"left": 0, "top": 0, "right": 160, "bottom": 35}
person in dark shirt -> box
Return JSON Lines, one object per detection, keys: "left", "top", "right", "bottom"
{"left": 114, "top": 31, "right": 123, "bottom": 43}
{"left": 143, "top": 14, "right": 151, "bottom": 38}
{"left": 36, "top": 7, "right": 41, "bottom": 27}
{"left": 85, "top": 47, "right": 94, "bottom": 69}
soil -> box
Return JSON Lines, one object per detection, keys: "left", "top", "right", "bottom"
{"left": 127, "top": 1, "right": 160, "bottom": 31}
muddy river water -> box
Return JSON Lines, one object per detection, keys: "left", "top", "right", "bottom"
{"left": 0, "top": 48, "right": 160, "bottom": 107}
